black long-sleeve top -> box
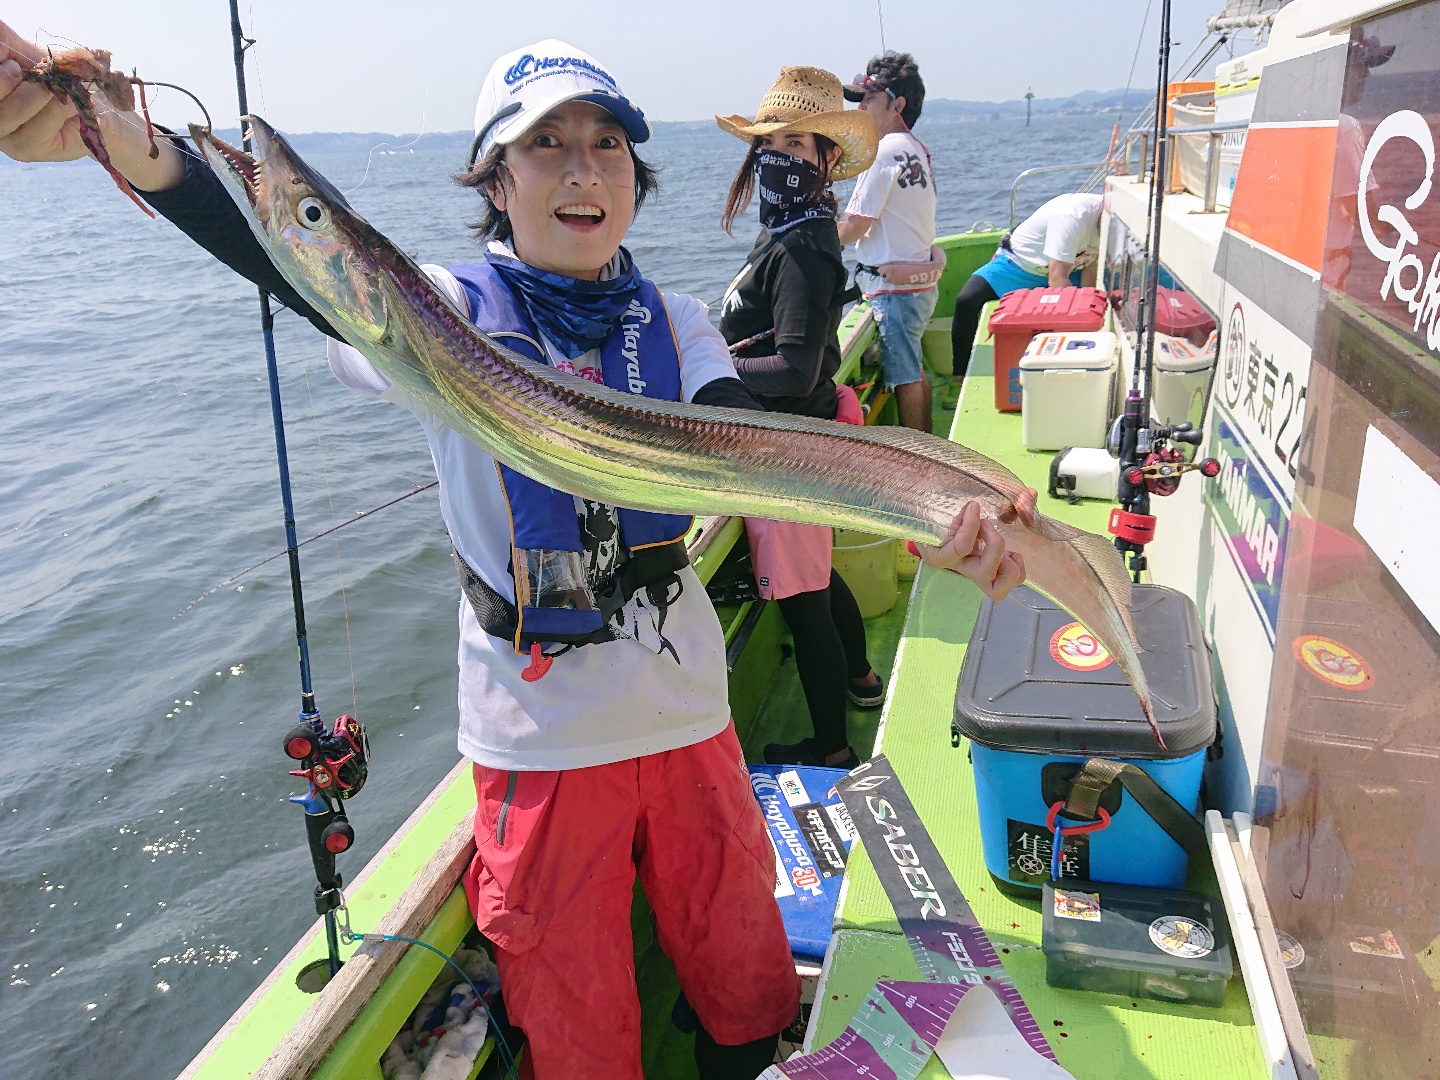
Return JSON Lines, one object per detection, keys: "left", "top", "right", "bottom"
{"left": 716, "top": 218, "right": 850, "bottom": 419}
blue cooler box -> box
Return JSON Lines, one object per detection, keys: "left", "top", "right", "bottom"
{"left": 953, "top": 585, "right": 1216, "bottom": 896}
{"left": 748, "top": 765, "right": 855, "bottom": 962}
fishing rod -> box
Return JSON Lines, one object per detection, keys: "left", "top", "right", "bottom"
{"left": 226, "top": 0, "right": 367, "bottom": 979}
{"left": 1106, "top": 0, "right": 1219, "bottom": 581}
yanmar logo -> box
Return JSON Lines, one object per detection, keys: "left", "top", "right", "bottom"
{"left": 1358, "top": 110, "right": 1439, "bottom": 354}
{"left": 504, "top": 53, "right": 618, "bottom": 89}
{"left": 620, "top": 298, "right": 652, "bottom": 394}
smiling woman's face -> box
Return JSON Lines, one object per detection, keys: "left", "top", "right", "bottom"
{"left": 487, "top": 100, "right": 636, "bottom": 280}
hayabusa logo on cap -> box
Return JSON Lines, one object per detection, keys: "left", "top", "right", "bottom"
{"left": 504, "top": 53, "right": 619, "bottom": 89}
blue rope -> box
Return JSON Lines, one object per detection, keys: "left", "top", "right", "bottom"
{"left": 346, "top": 930, "right": 518, "bottom": 1079}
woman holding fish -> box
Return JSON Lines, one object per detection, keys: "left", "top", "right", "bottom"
{"left": 714, "top": 67, "right": 887, "bottom": 771}
{"left": 0, "top": 22, "right": 1033, "bottom": 1080}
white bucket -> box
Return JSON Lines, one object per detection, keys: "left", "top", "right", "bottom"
{"left": 831, "top": 531, "right": 898, "bottom": 619}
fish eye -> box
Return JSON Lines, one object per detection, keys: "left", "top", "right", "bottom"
{"left": 296, "top": 197, "right": 329, "bottom": 229}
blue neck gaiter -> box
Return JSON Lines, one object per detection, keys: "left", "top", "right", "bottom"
{"left": 485, "top": 247, "right": 642, "bottom": 360}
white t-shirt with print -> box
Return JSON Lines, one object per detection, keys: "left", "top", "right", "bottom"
{"left": 326, "top": 264, "right": 740, "bottom": 771}
{"left": 1008, "top": 193, "right": 1103, "bottom": 277}
{"left": 845, "top": 130, "right": 938, "bottom": 270}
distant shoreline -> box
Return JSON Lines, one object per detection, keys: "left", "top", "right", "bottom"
{"left": 0, "top": 92, "right": 1132, "bottom": 167}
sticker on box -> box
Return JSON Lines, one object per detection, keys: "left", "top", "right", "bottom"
{"left": 776, "top": 770, "right": 810, "bottom": 807}
{"left": 1053, "top": 889, "right": 1102, "bottom": 922}
{"left": 1049, "top": 622, "right": 1114, "bottom": 672}
{"left": 1274, "top": 930, "right": 1305, "bottom": 969}
{"left": 795, "top": 802, "right": 847, "bottom": 877}
{"left": 1007, "top": 819, "right": 1088, "bottom": 885}
{"left": 1149, "top": 916, "right": 1215, "bottom": 959}
{"left": 824, "top": 801, "right": 856, "bottom": 843}
{"left": 769, "top": 838, "right": 794, "bottom": 898}
{"left": 1349, "top": 930, "right": 1403, "bottom": 959}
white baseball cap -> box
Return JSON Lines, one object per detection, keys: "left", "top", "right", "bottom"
{"left": 467, "top": 40, "right": 651, "bottom": 168}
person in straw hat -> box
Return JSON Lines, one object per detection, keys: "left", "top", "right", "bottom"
{"left": 714, "top": 68, "right": 890, "bottom": 770}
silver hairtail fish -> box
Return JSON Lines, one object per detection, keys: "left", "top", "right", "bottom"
{"left": 191, "top": 117, "right": 1159, "bottom": 744}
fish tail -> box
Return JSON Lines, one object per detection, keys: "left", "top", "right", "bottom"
{"left": 1031, "top": 513, "right": 1161, "bottom": 746}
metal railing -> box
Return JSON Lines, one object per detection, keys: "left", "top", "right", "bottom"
{"left": 1007, "top": 118, "right": 1251, "bottom": 228}
{"left": 1119, "top": 120, "right": 1250, "bottom": 212}
{"left": 1009, "top": 162, "right": 1110, "bottom": 228}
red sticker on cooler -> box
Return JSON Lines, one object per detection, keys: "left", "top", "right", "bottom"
{"left": 1049, "top": 622, "right": 1113, "bottom": 672}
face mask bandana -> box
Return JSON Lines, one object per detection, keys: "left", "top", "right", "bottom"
{"left": 486, "top": 247, "right": 643, "bottom": 360}
{"left": 754, "top": 149, "right": 835, "bottom": 234}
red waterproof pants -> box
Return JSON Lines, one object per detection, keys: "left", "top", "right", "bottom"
{"left": 462, "top": 723, "right": 801, "bottom": 1080}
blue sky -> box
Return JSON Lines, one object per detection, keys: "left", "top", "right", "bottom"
{"left": 11, "top": 1, "right": 1253, "bottom": 133}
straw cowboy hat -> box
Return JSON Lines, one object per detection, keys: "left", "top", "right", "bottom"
{"left": 716, "top": 66, "right": 878, "bottom": 180}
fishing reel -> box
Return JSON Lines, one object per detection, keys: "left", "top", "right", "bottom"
{"left": 1107, "top": 421, "right": 1220, "bottom": 497}
{"left": 284, "top": 714, "right": 370, "bottom": 854}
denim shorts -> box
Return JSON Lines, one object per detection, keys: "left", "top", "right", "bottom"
{"left": 871, "top": 287, "right": 939, "bottom": 388}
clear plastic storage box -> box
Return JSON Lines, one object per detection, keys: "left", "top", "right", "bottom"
{"left": 1042, "top": 879, "right": 1233, "bottom": 1007}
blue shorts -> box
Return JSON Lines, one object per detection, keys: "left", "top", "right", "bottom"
{"left": 971, "top": 249, "right": 1082, "bottom": 296}
{"left": 871, "top": 288, "right": 939, "bottom": 388}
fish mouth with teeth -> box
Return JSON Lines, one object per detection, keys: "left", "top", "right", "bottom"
{"left": 193, "top": 125, "right": 261, "bottom": 206}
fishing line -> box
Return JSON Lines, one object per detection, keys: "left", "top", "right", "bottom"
{"left": 247, "top": 0, "right": 269, "bottom": 117}
{"left": 876, "top": 0, "right": 887, "bottom": 51}
{"left": 345, "top": 90, "right": 430, "bottom": 196}
{"left": 133, "top": 80, "right": 214, "bottom": 133}
{"left": 339, "top": 926, "right": 520, "bottom": 1078}
{"left": 1117, "top": 0, "right": 1156, "bottom": 133}
{"left": 173, "top": 480, "right": 438, "bottom": 618}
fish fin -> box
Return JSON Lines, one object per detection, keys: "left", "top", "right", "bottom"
{"left": 1042, "top": 516, "right": 1140, "bottom": 650}
{"left": 841, "top": 426, "right": 1033, "bottom": 504}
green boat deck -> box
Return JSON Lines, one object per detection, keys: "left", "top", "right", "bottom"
{"left": 803, "top": 336, "right": 1271, "bottom": 1079}
{"left": 183, "top": 229, "right": 1271, "bottom": 1078}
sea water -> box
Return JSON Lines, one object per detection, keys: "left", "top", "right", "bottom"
{"left": 0, "top": 113, "right": 1115, "bottom": 1079}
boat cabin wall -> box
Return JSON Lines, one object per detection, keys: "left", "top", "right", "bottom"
{"left": 1093, "top": 0, "right": 1414, "bottom": 816}
{"left": 1238, "top": 0, "right": 1440, "bottom": 1072}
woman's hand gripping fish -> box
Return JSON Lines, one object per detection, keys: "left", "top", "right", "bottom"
{"left": 192, "top": 117, "right": 1161, "bottom": 746}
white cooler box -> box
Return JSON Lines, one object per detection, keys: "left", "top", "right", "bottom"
{"left": 1151, "top": 334, "right": 1216, "bottom": 429}
{"left": 1019, "top": 332, "right": 1118, "bottom": 451}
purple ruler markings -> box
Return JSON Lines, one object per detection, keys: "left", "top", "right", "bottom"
{"left": 836, "top": 757, "right": 1059, "bottom": 1063}
{"left": 764, "top": 980, "right": 963, "bottom": 1080}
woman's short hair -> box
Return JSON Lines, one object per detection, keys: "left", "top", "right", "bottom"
{"left": 455, "top": 141, "right": 659, "bottom": 242}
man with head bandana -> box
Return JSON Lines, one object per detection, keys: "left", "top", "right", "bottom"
{"left": 838, "top": 51, "right": 940, "bottom": 433}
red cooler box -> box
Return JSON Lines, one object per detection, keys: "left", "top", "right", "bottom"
{"left": 987, "top": 286, "right": 1107, "bottom": 412}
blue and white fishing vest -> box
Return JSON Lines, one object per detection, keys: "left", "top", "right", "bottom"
{"left": 446, "top": 261, "right": 694, "bottom": 653}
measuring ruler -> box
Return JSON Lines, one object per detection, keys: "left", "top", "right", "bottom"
{"left": 835, "top": 756, "right": 1056, "bottom": 1061}
{"left": 761, "top": 979, "right": 966, "bottom": 1080}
